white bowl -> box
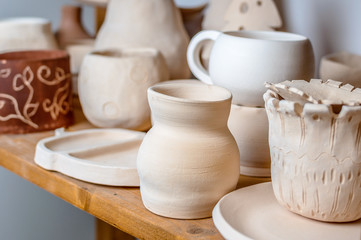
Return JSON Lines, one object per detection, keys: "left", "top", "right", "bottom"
{"left": 0, "top": 17, "right": 58, "bottom": 52}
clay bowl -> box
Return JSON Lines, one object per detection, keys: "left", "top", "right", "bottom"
{"left": 0, "top": 17, "right": 58, "bottom": 52}
{"left": 320, "top": 51, "right": 361, "bottom": 88}
{"left": 0, "top": 50, "right": 74, "bottom": 133}
{"left": 264, "top": 79, "right": 361, "bottom": 222}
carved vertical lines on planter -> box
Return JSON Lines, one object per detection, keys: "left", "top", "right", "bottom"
{"left": 315, "top": 189, "right": 320, "bottom": 214}
{"left": 356, "top": 122, "right": 361, "bottom": 156}
{"left": 321, "top": 170, "right": 326, "bottom": 184}
{"left": 299, "top": 117, "right": 305, "bottom": 148}
{"left": 342, "top": 190, "right": 354, "bottom": 216}
{"left": 330, "top": 186, "right": 341, "bottom": 214}
{"left": 347, "top": 171, "right": 353, "bottom": 181}
{"left": 302, "top": 185, "right": 307, "bottom": 207}
{"left": 330, "top": 168, "right": 335, "bottom": 182}
{"left": 340, "top": 173, "right": 345, "bottom": 184}
{"left": 329, "top": 118, "right": 337, "bottom": 154}
{"left": 279, "top": 113, "right": 285, "bottom": 137}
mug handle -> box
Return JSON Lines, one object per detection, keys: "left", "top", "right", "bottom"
{"left": 187, "top": 30, "right": 221, "bottom": 85}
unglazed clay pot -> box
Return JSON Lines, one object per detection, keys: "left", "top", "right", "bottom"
{"left": 228, "top": 104, "right": 270, "bottom": 177}
{"left": 95, "top": 0, "right": 190, "bottom": 79}
{"left": 187, "top": 30, "right": 315, "bottom": 107}
{"left": 0, "top": 17, "right": 58, "bottom": 52}
{"left": 137, "top": 80, "right": 240, "bottom": 219}
{"left": 78, "top": 48, "right": 169, "bottom": 131}
{"left": 264, "top": 79, "right": 361, "bottom": 222}
{"left": 0, "top": 50, "right": 73, "bottom": 133}
{"left": 320, "top": 51, "right": 361, "bottom": 88}
{"left": 56, "top": 5, "right": 92, "bottom": 49}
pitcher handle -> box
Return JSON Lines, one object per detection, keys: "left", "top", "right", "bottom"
{"left": 187, "top": 30, "right": 221, "bottom": 85}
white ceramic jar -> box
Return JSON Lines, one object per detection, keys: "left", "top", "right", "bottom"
{"left": 78, "top": 48, "right": 169, "bottom": 131}
{"left": 187, "top": 30, "right": 315, "bottom": 107}
{"left": 137, "top": 80, "right": 240, "bottom": 219}
{"left": 0, "top": 17, "right": 58, "bottom": 52}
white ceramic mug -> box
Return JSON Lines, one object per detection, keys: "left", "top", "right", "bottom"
{"left": 187, "top": 30, "right": 315, "bottom": 107}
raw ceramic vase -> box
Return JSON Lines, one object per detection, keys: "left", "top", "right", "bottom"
{"left": 228, "top": 104, "right": 270, "bottom": 177}
{"left": 137, "top": 81, "right": 240, "bottom": 219}
{"left": 187, "top": 30, "right": 315, "bottom": 107}
{"left": 179, "top": 3, "right": 207, "bottom": 38}
{"left": 78, "top": 48, "right": 169, "bottom": 131}
{"left": 320, "top": 51, "right": 361, "bottom": 88}
{"left": 56, "top": 5, "right": 92, "bottom": 49}
{"left": 0, "top": 50, "right": 73, "bottom": 133}
{"left": 264, "top": 79, "right": 361, "bottom": 222}
{"left": 0, "top": 17, "right": 58, "bottom": 52}
{"left": 95, "top": 0, "right": 190, "bottom": 79}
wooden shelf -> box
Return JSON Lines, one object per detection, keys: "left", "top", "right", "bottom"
{"left": 0, "top": 105, "right": 270, "bottom": 239}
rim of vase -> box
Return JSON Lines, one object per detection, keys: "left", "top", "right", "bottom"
{"left": 148, "top": 81, "right": 232, "bottom": 104}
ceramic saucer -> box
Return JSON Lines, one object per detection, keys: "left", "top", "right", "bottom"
{"left": 213, "top": 182, "right": 361, "bottom": 240}
{"left": 35, "top": 128, "right": 145, "bottom": 186}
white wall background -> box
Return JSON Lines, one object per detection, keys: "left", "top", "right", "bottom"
{"left": 276, "top": 0, "right": 361, "bottom": 74}
{"left": 0, "top": 0, "right": 360, "bottom": 240}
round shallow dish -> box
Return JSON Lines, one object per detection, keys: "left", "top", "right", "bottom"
{"left": 35, "top": 128, "right": 145, "bottom": 186}
{"left": 213, "top": 182, "right": 361, "bottom": 240}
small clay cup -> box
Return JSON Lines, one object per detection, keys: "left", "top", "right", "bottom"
{"left": 320, "top": 51, "right": 361, "bottom": 88}
{"left": 0, "top": 50, "right": 74, "bottom": 133}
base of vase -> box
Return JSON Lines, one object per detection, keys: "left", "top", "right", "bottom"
{"left": 142, "top": 200, "right": 213, "bottom": 220}
{"left": 240, "top": 165, "right": 270, "bottom": 177}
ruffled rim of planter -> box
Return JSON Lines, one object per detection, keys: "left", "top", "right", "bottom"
{"left": 264, "top": 79, "right": 361, "bottom": 118}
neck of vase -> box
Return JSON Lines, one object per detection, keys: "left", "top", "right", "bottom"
{"left": 148, "top": 82, "right": 232, "bottom": 130}
{"left": 60, "top": 6, "right": 82, "bottom": 26}
{"left": 152, "top": 102, "right": 231, "bottom": 130}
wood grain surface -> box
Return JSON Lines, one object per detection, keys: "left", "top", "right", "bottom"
{"left": 0, "top": 104, "right": 270, "bottom": 240}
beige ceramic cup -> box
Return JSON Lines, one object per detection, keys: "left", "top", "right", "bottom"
{"left": 187, "top": 30, "right": 315, "bottom": 107}
{"left": 78, "top": 48, "right": 169, "bottom": 131}
{"left": 320, "top": 51, "right": 361, "bottom": 88}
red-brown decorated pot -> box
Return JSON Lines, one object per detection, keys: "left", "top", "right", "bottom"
{"left": 0, "top": 50, "right": 74, "bottom": 133}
